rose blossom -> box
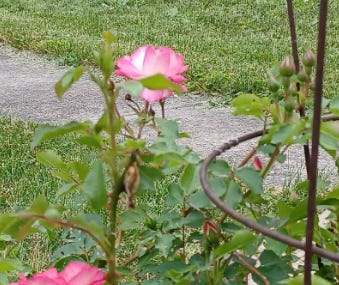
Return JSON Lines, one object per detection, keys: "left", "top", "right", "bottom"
{"left": 115, "top": 45, "right": 188, "bottom": 102}
{"left": 9, "top": 262, "right": 105, "bottom": 285}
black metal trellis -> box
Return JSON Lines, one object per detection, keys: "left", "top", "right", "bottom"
{"left": 199, "top": 0, "right": 339, "bottom": 283}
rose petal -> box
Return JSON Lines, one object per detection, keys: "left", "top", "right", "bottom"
{"left": 142, "top": 46, "right": 171, "bottom": 76}
{"left": 140, "top": 89, "right": 173, "bottom": 103}
{"left": 60, "top": 262, "right": 105, "bottom": 285}
{"left": 115, "top": 57, "right": 144, "bottom": 79}
{"left": 115, "top": 45, "right": 188, "bottom": 102}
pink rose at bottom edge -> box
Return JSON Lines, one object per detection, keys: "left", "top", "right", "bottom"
{"left": 9, "top": 262, "right": 105, "bottom": 285}
{"left": 59, "top": 261, "right": 106, "bottom": 285}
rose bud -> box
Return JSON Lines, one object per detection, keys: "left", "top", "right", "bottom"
{"left": 280, "top": 56, "right": 296, "bottom": 77}
{"left": 302, "top": 50, "right": 316, "bottom": 68}
{"left": 253, "top": 156, "right": 263, "bottom": 171}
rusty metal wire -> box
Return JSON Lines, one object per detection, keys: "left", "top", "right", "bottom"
{"left": 199, "top": 0, "right": 339, "bottom": 280}
{"left": 287, "top": 0, "right": 311, "bottom": 178}
{"left": 304, "top": 1, "right": 329, "bottom": 284}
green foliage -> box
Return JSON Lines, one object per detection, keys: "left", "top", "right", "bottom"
{"left": 1, "top": 24, "right": 339, "bottom": 285}
{"left": 55, "top": 66, "right": 84, "bottom": 98}
{"left": 231, "top": 93, "right": 270, "bottom": 119}
{"left": 82, "top": 160, "right": 107, "bottom": 211}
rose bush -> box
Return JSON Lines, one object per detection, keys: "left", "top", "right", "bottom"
{"left": 0, "top": 29, "right": 338, "bottom": 285}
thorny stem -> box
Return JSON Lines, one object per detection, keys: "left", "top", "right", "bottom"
{"left": 336, "top": 209, "right": 339, "bottom": 280}
{"left": 260, "top": 145, "right": 280, "bottom": 178}
{"left": 182, "top": 197, "right": 186, "bottom": 261}
{"left": 286, "top": 0, "right": 311, "bottom": 180}
{"left": 137, "top": 102, "right": 150, "bottom": 139}
{"left": 275, "top": 100, "right": 283, "bottom": 123}
{"left": 122, "top": 245, "right": 155, "bottom": 266}
{"left": 304, "top": 1, "right": 328, "bottom": 284}
{"left": 104, "top": 84, "right": 125, "bottom": 284}
{"left": 234, "top": 252, "right": 269, "bottom": 285}
{"left": 238, "top": 147, "right": 257, "bottom": 168}
{"left": 160, "top": 100, "right": 165, "bottom": 118}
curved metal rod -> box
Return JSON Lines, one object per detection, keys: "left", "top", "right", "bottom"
{"left": 286, "top": 0, "right": 311, "bottom": 178}
{"left": 200, "top": 128, "right": 339, "bottom": 263}
{"left": 305, "top": 1, "right": 329, "bottom": 283}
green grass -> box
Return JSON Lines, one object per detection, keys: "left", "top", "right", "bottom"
{"left": 1, "top": 0, "right": 338, "bottom": 98}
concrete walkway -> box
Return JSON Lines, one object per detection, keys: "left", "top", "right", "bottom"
{"left": 0, "top": 44, "right": 337, "bottom": 187}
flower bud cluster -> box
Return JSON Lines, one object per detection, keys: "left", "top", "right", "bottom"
{"left": 267, "top": 50, "right": 316, "bottom": 123}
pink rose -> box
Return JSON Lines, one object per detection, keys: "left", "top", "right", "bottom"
{"left": 115, "top": 45, "right": 188, "bottom": 102}
{"left": 9, "top": 269, "right": 66, "bottom": 285}
{"left": 59, "top": 261, "right": 105, "bottom": 285}
{"left": 9, "top": 262, "right": 105, "bottom": 285}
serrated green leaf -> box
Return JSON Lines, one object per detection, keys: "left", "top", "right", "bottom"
{"left": 231, "top": 93, "right": 270, "bottom": 119}
{"left": 329, "top": 96, "right": 339, "bottom": 115}
{"left": 224, "top": 180, "right": 243, "bottom": 209}
{"left": 119, "top": 207, "right": 147, "bottom": 230}
{"left": 281, "top": 274, "right": 332, "bottom": 285}
{"left": 271, "top": 121, "right": 305, "bottom": 145}
{"left": 0, "top": 259, "right": 25, "bottom": 273}
{"left": 69, "top": 161, "right": 90, "bottom": 181}
{"left": 180, "top": 164, "right": 201, "bottom": 196}
{"left": 31, "top": 121, "right": 90, "bottom": 148}
{"left": 56, "top": 183, "right": 78, "bottom": 198}
{"left": 0, "top": 214, "right": 16, "bottom": 234}
{"left": 213, "top": 230, "right": 255, "bottom": 258}
{"left": 167, "top": 183, "right": 184, "bottom": 207}
{"left": 123, "top": 80, "right": 144, "bottom": 98}
{"left": 265, "top": 236, "right": 288, "bottom": 257}
{"left": 326, "top": 185, "right": 339, "bottom": 200}
{"left": 234, "top": 167, "right": 263, "bottom": 194}
{"left": 76, "top": 135, "right": 101, "bottom": 147}
{"left": 189, "top": 191, "right": 211, "bottom": 208}
{"left": 7, "top": 218, "right": 35, "bottom": 241}
{"left": 55, "top": 66, "right": 83, "bottom": 98}
{"left": 27, "top": 195, "right": 49, "bottom": 214}
{"left": 36, "top": 150, "right": 67, "bottom": 169}
{"left": 70, "top": 214, "right": 106, "bottom": 241}
{"left": 155, "top": 118, "right": 179, "bottom": 140}
{"left": 94, "top": 111, "right": 108, "bottom": 133}
{"left": 321, "top": 121, "right": 339, "bottom": 140}
{"left": 155, "top": 234, "right": 175, "bottom": 257}
{"left": 82, "top": 160, "right": 107, "bottom": 210}
{"left": 140, "top": 74, "right": 181, "bottom": 94}
{"left": 320, "top": 133, "right": 339, "bottom": 157}
{"left": 208, "top": 160, "right": 231, "bottom": 177}
{"left": 138, "top": 166, "right": 162, "bottom": 192}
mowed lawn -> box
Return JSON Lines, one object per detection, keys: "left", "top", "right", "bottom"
{"left": 1, "top": 0, "right": 338, "bottom": 98}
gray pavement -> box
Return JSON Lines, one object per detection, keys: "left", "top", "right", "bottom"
{"left": 1, "top": 44, "right": 337, "bottom": 187}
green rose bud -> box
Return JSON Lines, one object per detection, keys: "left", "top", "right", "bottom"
{"left": 280, "top": 56, "right": 296, "bottom": 77}
{"left": 284, "top": 97, "right": 296, "bottom": 120}
{"left": 302, "top": 50, "right": 316, "bottom": 68}
{"left": 297, "top": 70, "right": 308, "bottom": 83}
{"left": 268, "top": 77, "right": 280, "bottom": 93}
